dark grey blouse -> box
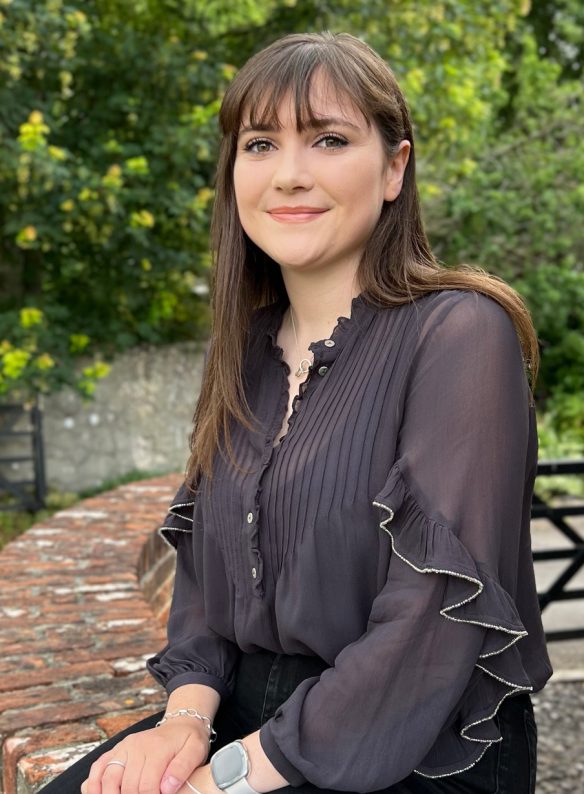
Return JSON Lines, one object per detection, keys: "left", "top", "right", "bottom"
{"left": 147, "top": 288, "right": 553, "bottom": 791}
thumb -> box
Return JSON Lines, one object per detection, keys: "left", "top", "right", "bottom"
{"left": 160, "top": 775, "right": 183, "bottom": 794}
{"left": 160, "top": 734, "right": 208, "bottom": 794}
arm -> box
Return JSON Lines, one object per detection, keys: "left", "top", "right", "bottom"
{"left": 85, "top": 487, "right": 240, "bottom": 794}
{"left": 147, "top": 521, "right": 240, "bottom": 700}
{"left": 240, "top": 291, "right": 534, "bottom": 792}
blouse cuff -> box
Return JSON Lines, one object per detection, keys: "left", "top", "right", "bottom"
{"left": 259, "top": 722, "right": 308, "bottom": 787}
{"left": 164, "top": 670, "right": 232, "bottom": 700}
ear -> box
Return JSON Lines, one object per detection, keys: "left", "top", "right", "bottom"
{"left": 383, "top": 140, "right": 411, "bottom": 202}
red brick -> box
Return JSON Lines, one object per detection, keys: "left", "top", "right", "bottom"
{"left": 0, "top": 474, "right": 179, "bottom": 791}
{"left": 0, "top": 685, "right": 71, "bottom": 712}
{"left": 96, "top": 709, "right": 158, "bottom": 737}
{"left": 0, "top": 700, "right": 108, "bottom": 733}
{"left": 0, "top": 661, "right": 112, "bottom": 693}
{"left": 20, "top": 743, "right": 101, "bottom": 791}
{"left": 3, "top": 722, "right": 102, "bottom": 794}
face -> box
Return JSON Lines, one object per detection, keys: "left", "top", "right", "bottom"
{"left": 233, "top": 73, "right": 410, "bottom": 278}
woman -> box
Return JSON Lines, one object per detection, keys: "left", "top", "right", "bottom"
{"left": 40, "top": 31, "right": 552, "bottom": 794}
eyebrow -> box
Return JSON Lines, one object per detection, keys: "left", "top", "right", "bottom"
{"left": 237, "top": 116, "right": 363, "bottom": 138}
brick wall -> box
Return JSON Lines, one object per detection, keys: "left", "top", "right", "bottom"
{"left": 0, "top": 474, "right": 181, "bottom": 794}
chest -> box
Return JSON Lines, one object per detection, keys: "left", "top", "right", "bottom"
{"left": 198, "top": 306, "right": 421, "bottom": 597}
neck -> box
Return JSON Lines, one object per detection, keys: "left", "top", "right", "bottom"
{"left": 282, "top": 270, "right": 362, "bottom": 342}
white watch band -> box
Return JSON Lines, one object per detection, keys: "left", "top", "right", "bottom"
{"left": 224, "top": 777, "right": 261, "bottom": 794}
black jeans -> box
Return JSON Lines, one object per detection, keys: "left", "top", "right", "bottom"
{"left": 38, "top": 648, "right": 537, "bottom": 793}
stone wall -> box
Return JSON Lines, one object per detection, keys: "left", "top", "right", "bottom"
{"left": 40, "top": 341, "right": 206, "bottom": 492}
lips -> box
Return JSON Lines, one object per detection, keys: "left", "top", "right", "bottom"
{"left": 267, "top": 206, "right": 329, "bottom": 223}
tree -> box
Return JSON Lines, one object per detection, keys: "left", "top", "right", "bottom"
{"left": 1, "top": 0, "right": 582, "bottom": 458}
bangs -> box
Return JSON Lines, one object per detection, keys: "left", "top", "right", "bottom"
{"left": 219, "top": 43, "right": 374, "bottom": 136}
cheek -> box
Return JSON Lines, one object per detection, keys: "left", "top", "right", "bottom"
{"left": 338, "top": 168, "right": 385, "bottom": 232}
{"left": 233, "top": 161, "right": 266, "bottom": 222}
{"left": 340, "top": 155, "right": 386, "bottom": 203}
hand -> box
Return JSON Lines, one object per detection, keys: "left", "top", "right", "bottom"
{"left": 81, "top": 718, "right": 211, "bottom": 794}
{"left": 178, "top": 763, "right": 223, "bottom": 794}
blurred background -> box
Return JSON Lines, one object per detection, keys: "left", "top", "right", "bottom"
{"left": 1, "top": 0, "right": 583, "bottom": 521}
{"left": 0, "top": 2, "right": 583, "bottom": 790}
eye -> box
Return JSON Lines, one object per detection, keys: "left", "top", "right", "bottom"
{"left": 243, "top": 137, "right": 274, "bottom": 154}
{"left": 314, "top": 133, "right": 348, "bottom": 149}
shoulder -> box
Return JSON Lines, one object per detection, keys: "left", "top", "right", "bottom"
{"left": 410, "top": 288, "right": 519, "bottom": 348}
{"left": 370, "top": 288, "right": 518, "bottom": 356}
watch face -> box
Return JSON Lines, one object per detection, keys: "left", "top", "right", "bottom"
{"left": 211, "top": 741, "right": 249, "bottom": 788}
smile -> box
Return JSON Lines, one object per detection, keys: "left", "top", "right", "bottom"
{"left": 267, "top": 207, "right": 329, "bottom": 224}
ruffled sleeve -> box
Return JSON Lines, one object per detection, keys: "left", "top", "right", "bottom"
{"left": 371, "top": 458, "right": 533, "bottom": 778}
{"left": 259, "top": 290, "right": 538, "bottom": 790}
{"left": 158, "top": 480, "right": 197, "bottom": 549}
{"left": 146, "top": 482, "right": 240, "bottom": 699}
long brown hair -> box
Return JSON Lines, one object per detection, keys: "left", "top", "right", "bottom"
{"left": 186, "top": 31, "right": 539, "bottom": 489}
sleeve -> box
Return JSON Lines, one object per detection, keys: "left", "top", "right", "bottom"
{"left": 258, "top": 291, "right": 536, "bottom": 791}
{"left": 146, "top": 482, "right": 240, "bottom": 700}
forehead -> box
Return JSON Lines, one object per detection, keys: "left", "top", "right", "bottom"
{"left": 238, "top": 71, "right": 371, "bottom": 132}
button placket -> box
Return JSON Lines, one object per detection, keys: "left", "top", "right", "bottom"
{"left": 244, "top": 506, "right": 264, "bottom": 596}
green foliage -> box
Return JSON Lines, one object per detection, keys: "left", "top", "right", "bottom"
{"left": 535, "top": 409, "right": 584, "bottom": 498}
{"left": 0, "top": 0, "right": 225, "bottom": 368}
{"left": 0, "top": 305, "right": 110, "bottom": 401}
{"left": 0, "top": 0, "right": 582, "bottom": 465}
{"left": 327, "top": 0, "right": 524, "bottom": 188}
{"left": 423, "top": 16, "right": 584, "bottom": 456}
{"left": 0, "top": 489, "right": 78, "bottom": 551}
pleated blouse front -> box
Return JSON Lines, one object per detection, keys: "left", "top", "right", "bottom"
{"left": 147, "top": 288, "right": 553, "bottom": 792}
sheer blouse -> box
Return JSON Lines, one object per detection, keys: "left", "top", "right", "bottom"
{"left": 147, "top": 288, "right": 553, "bottom": 791}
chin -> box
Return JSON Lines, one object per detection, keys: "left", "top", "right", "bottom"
{"left": 268, "top": 248, "right": 329, "bottom": 270}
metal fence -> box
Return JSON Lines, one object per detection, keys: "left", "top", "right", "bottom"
{"left": 0, "top": 402, "right": 46, "bottom": 512}
{"left": 533, "top": 459, "right": 584, "bottom": 641}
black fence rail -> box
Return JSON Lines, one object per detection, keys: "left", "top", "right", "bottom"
{"left": 533, "top": 459, "right": 584, "bottom": 642}
{"left": 0, "top": 402, "right": 46, "bottom": 512}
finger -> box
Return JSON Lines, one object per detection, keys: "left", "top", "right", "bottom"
{"left": 160, "top": 733, "right": 209, "bottom": 794}
{"left": 101, "top": 760, "right": 126, "bottom": 794}
{"left": 119, "top": 751, "right": 145, "bottom": 794}
{"left": 85, "top": 749, "right": 127, "bottom": 794}
{"left": 138, "top": 753, "right": 177, "bottom": 794}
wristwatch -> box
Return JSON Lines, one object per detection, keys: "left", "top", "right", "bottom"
{"left": 210, "top": 740, "right": 261, "bottom": 794}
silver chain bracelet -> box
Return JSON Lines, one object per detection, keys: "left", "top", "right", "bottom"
{"left": 155, "top": 708, "right": 217, "bottom": 742}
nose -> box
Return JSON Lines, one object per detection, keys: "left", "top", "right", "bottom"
{"left": 270, "top": 144, "right": 314, "bottom": 192}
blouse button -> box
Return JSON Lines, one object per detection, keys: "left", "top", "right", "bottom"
{"left": 251, "top": 567, "right": 257, "bottom": 579}
{"left": 324, "top": 339, "right": 335, "bottom": 347}
{"left": 318, "top": 366, "right": 328, "bottom": 376}
{"left": 246, "top": 511, "right": 254, "bottom": 523}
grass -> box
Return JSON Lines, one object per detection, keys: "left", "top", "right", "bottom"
{"left": 0, "top": 467, "right": 179, "bottom": 551}
{"left": 0, "top": 491, "right": 78, "bottom": 550}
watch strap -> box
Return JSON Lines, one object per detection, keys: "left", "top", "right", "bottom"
{"left": 224, "top": 776, "right": 261, "bottom": 794}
